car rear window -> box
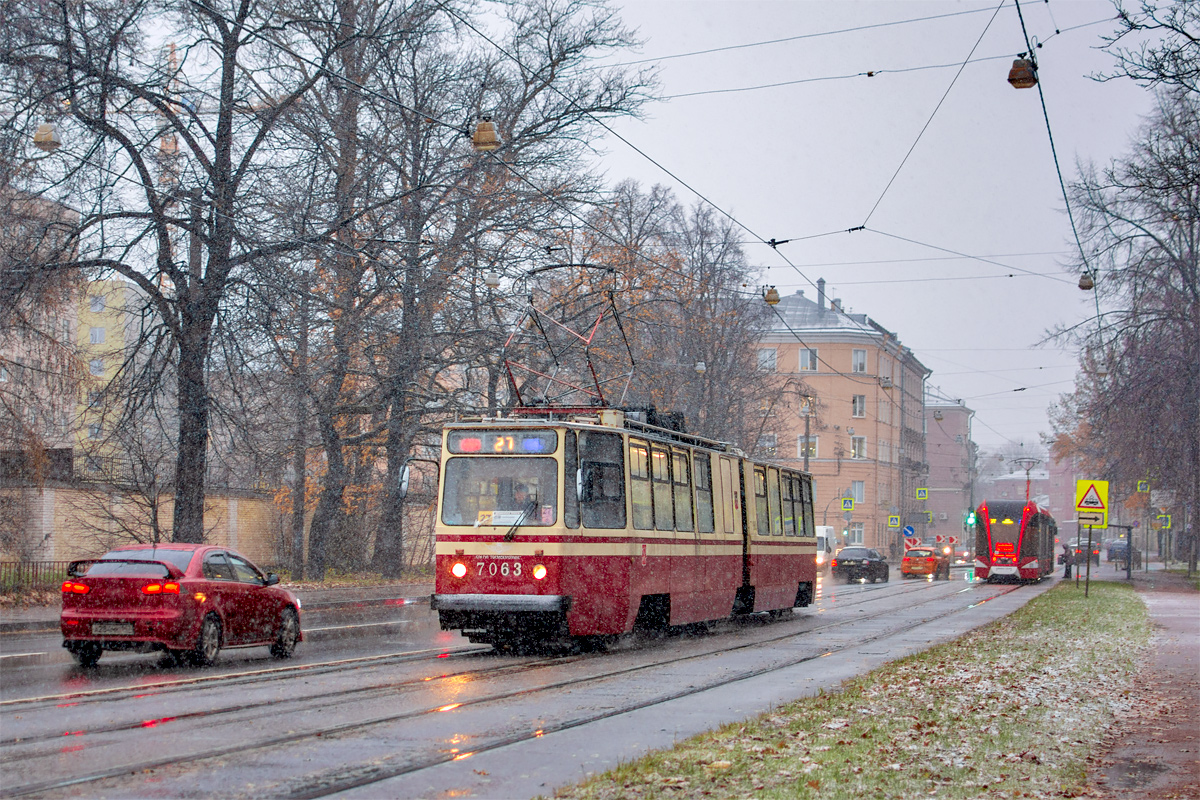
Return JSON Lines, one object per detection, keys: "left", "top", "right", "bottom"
{"left": 86, "top": 548, "right": 197, "bottom": 575}
{"left": 907, "top": 549, "right": 933, "bottom": 557}
{"left": 838, "top": 548, "right": 870, "bottom": 559}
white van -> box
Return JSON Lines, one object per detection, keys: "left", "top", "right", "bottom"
{"left": 815, "top": 525, "right": 835, "bottom": 568}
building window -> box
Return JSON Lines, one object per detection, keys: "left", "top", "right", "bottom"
{"left": 62, "top": 320, "right": 71, "bottom": 341}
{"left": 757, "top": 348, "right": 777, "bottom": 372}
{"left": 851, "top": 436, "right": 866, "bottom": 459}
{"left": 89, "top": 294, "right": 105, "bottom": 313}
{"left": 85, "top": 455, "right": 103, "bottom": 473}
{"left": 798, "top": 348, "right": 818, "bottom": 371}
{"left": 797, "top": 436, "right": 818, "bottom": 459}
{"left": 756, "top": 433, "right": 777, "bottom": 457}
{"left": 89, "top": 326, "right": 106, "bottom": 344}
{"left": 87, "top": 423, "right": 101, "bottom": 440}
{"left": 851, "top": 394, "right": 866, "bottom": 417}
{"left": 87, "top": 390, "right": 102, "bottom": 408}
{"left": 852, "top": 349, "right": 867, "bottom": 373}
{"left": 850, "top": 480, "right": 865, "bottom": 503}
{"left": 0, "top": 364, "right": 7, "bottom": 382}
{"left": 879, "top": 440, "right": 891, "bottom": 463}
{"left": 849, "top": 521, "right": 864, "bottom": 544}
{"left": 89, "top": 358, "right": 103, "bottom": 376}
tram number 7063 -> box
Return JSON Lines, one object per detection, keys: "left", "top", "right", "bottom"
{"left": 477, "top": 560, "right": 522, "bottom": 578}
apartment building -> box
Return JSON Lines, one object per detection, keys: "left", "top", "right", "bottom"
{"left": 924, "top": 398, "right": 977, "bottom": 540}
{"left": 755, "top": 281, "right": 930, "bottom": 557}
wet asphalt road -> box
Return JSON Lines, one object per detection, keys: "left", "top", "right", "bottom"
{"left": 0, "top": 567, "right": 1050, "bottom": 799}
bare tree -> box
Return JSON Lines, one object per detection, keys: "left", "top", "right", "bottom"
{"left": 1052, "top": 88, "right": 1199, "bottom": 571}
{"left": 0, "top": 0, "right": 371, "bottom": 543}
{"left": 1097, "top": 1, "right": 1199, "bottom": 92}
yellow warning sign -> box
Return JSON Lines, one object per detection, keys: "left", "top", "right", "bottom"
{"left": 1075, "top": 479, "right": 1108, "bottom": 527}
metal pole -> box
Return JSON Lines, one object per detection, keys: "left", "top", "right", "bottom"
{"left": 803, "top": 409, "right": 811, "bottom": 473}
{"left": 1084, "top": 524, "right": 1094, "bottom": 597}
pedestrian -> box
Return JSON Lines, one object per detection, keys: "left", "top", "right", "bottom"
{"left": 1062, "top": 544, "right": 1073, "bottom": 579}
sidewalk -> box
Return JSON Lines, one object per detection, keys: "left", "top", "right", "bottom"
{"left": 1085, "top": 564, "right": 1200, "bottom": 800}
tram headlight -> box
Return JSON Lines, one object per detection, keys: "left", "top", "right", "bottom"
{"left": 451, "top": 562, "right": 468, "bottom": 578}
{"left": 532, "top": 564, "right": 547, "bottom": 580}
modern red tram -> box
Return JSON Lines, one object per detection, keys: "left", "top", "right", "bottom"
{"left": 431, "top": 408, "right": 818, "bottom": 649}
{"left": 972, "top": 500, "right": 1057, "bottom": 583}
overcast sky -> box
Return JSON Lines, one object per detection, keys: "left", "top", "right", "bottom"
{"left": 590, "top": 0, "right": 1153, "bottom": 452}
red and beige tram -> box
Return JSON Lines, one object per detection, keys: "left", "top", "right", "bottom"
{"left": 972, "top": 500, "right": 1057, "bottom": 583}
{"left": 431, "top": 408, "right": 817, "bottom": 650}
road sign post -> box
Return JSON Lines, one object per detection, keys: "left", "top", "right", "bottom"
{"left": 1074, "top": 480, "right": 1109, "bottom": 597}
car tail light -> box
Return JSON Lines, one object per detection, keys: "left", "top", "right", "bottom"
{"left": 142, "top": 582, "right": 180, "bottom": 595}
{"left": 532, "top": 564, "right": 547, "bottom": 580}
{"left": 830, "top": 559, "right": 838, "bottom": 567}
{"left": 61, "top": 581, "right": 90, "bottom": 594}
{"left": 451, "top": 562, "right": 467, "bottom": 578}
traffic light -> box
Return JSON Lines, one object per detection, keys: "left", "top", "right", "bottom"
{"left": 965, "top": 509, "right": 976, "bottom": 528}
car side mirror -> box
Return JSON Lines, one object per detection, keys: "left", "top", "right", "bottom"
{"left": 264, "top": 573, "right": 280, "bottom": 587}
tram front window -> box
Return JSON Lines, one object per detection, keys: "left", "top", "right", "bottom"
{"left": 441, "top": 458, "right": 558, "bottom": 527}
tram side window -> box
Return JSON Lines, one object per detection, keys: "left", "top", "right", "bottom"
{"left": 673, "top": 451, "right": 693, "bottom": 532}
{"left": 695, "top": 453, "right": 715, "bottom": 533}
{"left": 782, "top": 474, "right": 797, "bottom": 535}
{"left": 580, "top": 431, "right": 626, "bottom": 529}
{"left": 564, "top": 431, "right": 579, "bottom": 529}
{"left": 767, "top": 468, "right": 783, "bottom": 535}
{"left": 651, "top": 446, "right": 674, "bottom": 531}
{"left": 800, "top": 475, "right": 815, "bottom": 537}
{"left": 629, "top": 441, "right": 653, "bottom": 530}
{"left": 754, "top": 467, "right": 770, "bottom": 536}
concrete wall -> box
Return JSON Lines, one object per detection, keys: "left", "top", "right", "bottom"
{"left": 0, "top": 485, "right": 282, "bottom": 566}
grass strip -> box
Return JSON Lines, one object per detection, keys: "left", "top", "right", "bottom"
{"left": 551, "top": 582, "right": 1149, "bottom": 800}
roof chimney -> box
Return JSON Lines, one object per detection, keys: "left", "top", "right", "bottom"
{"left": 817, "top": 278, "right": 826, "bottom": 310}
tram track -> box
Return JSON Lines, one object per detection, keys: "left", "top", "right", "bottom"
{"left": 1, "top": 578, "right": 1021, "bottom": 798}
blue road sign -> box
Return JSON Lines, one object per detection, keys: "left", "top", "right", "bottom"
{"left": 903, "top": 525, "right": 915, "bottom": 538}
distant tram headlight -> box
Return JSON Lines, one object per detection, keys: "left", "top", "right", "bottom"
{"left": 532, "top": 564, "right": 547, "bottom": 580}
{"left": 451, "top": 562, "right": 468, "bottom": 578}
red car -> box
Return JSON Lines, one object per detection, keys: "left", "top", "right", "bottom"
{"left": 61, "top": 544, "right": 302, "bottom": 667}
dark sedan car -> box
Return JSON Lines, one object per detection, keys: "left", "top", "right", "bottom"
{"left": 831, "top": 546, "right": 890, "bottom": 583}
{"left": 61, "top": 543, "right": 302, "bottom": 667}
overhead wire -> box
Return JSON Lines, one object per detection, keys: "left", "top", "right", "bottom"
{"left": 860, "top": 1, "right": 1006, "bottom": 227}
{"left": 604, "top": 6, "right": 1002, "bottom": 68}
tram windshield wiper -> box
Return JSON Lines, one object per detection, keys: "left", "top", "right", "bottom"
{"left": 504, "top": 496, "right": 538, "bottom": 541}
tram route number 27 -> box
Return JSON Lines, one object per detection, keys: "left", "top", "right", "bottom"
{"left": 477, "top": 559, "right": 522, "bottom": 577}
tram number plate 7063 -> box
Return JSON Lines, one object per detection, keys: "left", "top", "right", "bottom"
{"left": 476, "top": 559, "right": 522, "bottom": 578}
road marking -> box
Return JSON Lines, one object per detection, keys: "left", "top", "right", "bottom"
{"left": 0, "top": 652, "right": 48, "bottom": 660}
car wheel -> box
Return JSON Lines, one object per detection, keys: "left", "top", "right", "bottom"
{"left": 69, "top": 642, "right": 102, "bottom": 668}
{"left": 882, "top": 569, "right": 889, "bottom": 583}
{"left": 270, "top": 607, "right": 300, "bottom": 659}
{"left": 190, "top": 614, "right": 222, "bottom": 667}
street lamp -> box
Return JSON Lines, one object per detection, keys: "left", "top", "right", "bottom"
{"left": 1007, "top": 57, "right": 1037, "bottom": 89}
{"left": 33, "top": 121, "right": 62, "bottom": 152}
{"left": 762, "top": 286, "right": 780, "bottom": 306}
{"left": 472, "top": 117, "right": 501, "bottom": 152}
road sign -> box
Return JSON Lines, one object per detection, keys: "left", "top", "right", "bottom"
{"left": 916, "top": 488, "right": 928, "bottom": 500}
{"left": 949, "top": 536, "right": 958, "bottom": 544}
{"left": 1137, "top": 480, "right": 1150, "bottom": 493}
{"left": 1157, "top": 514, "right": 1172, "bottom": 530}
{"left": 841, "top": 497, "right": 854, "bottom": 511}
{"left": 903, "top": 525, "right": 915, "bottom": 538}
{"left": 935, "top": 535, "right": 944, "bottom": 543}
{"left": 1075, "top": 479, "right": 1109, "bottom": 528}
{"left": 887, "top": 515, "right": 900, "bottom": 528}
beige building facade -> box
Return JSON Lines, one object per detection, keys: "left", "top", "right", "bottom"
{"left": 923, "top": 399, "right": 977, "bottom": 542}
{"left": 755, "top": 284, "right": 930, "bottom": 557}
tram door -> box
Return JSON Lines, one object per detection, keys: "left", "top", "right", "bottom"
{"left": 718, "top": 457, "right": 742, "bottom": 590}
